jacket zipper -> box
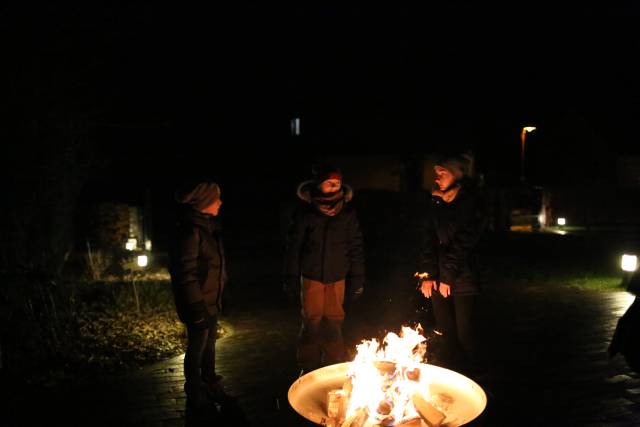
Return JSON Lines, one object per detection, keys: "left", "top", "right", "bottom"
{"left": 320, "top": 217, "right": 330, "bottom": 283}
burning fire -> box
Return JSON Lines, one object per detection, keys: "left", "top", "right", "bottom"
{"left": 328, "top": 325, "right": 447, "bottom": 427}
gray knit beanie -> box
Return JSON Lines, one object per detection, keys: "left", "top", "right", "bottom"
{"left": 175, "top": 182, "right": 221, "bottom": 211}
{"left": 435, "top": 156, "right": 467, "bottom": 181}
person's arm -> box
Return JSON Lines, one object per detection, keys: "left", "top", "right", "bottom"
{"left": 418, "top": 203, "right": 439, "bottom": 279}
{"left": 440, "top": 195, "right": 480, "bottom": 287}
{"left": 284, "top": 208, "right": 306, "bottom": 284}
{"left": 346, "top": 211, "right": 365, "bottom": 300}
{"left": 175, "top": 226, "right": 207, "bottom": 325}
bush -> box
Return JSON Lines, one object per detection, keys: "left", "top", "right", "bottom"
{"left": 1, "top": 274, "right": 187, "bottom": 385}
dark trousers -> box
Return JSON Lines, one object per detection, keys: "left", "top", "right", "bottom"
{"left": 184, "top": 316, "right": 217, "bottom": 395}
{"left": 430, "top": 292, "right": 476, "bottom": 370}
{"left": 297, "top": 278, "right": 346, "bottom": 371}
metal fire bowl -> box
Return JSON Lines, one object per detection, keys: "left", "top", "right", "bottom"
{"left": 288, "top": 362, "right": 487, "bottom": 426}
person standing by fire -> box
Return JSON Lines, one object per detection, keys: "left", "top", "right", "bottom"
{"left": 284, "top": 164, "right": 365, "bottom": 374}
{"left": 169, "top": 181, "right": 231, "bottom": 411}
{"left": 416, "top": 155, "right": 485, "bottom": 378}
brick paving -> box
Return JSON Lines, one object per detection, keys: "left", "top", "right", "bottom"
{"left": 8, "top": 283, "right": 639, "bottom": 426}
{"left": 5, "top": 231, "right": 640, "bottom": 426}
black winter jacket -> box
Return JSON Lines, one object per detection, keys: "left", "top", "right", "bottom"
{"left": 418, "top": 185, "right": 482, "bottom": 295}
{"left": 285, "top": 182, "right": 365, "bottom": 285}
{"left": 169, "top": 206, "right": 226, "bottom": 322}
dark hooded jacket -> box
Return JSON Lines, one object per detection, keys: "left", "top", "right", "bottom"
{"left": 418, "top": 184, "right": 482, "bottom": 295}
{"left": 285, "top": 181, "right": 365, "bottom": 285}
{"left": 169, "top": 206, "right": 226, "bottom": 322}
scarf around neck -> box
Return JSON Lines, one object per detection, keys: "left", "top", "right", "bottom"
{"left": 311, "top": 188, "right": 345, "bottom": 216}
{"left": 296, "top": 180, "right": 353, "bottom": 217}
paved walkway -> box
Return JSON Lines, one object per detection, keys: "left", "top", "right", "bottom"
{"left": 9, "top": 280, "right": 640, "bottom": 426}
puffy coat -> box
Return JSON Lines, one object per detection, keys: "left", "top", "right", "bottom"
{"left": 418, "top": 185, "right": 482, "bottom": 295}
{"left": 169, "top": 206, "right": 226, "bottom": 322}
{"left": 285, "top": 182, "right": 365, "bottom": 285}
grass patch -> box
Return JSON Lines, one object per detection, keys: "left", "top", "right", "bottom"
{"left": 563, "top": 275, "right": 626, "bottom": 292}
{"left": 481, "top": 253, "right": 624, "bottom": 293}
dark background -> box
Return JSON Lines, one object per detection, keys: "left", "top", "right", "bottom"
{"left": 1, "top": 2, "right": 640, "bottom": 267}
{"left": 3, "top": 3, "right": 639, "bottom": 167}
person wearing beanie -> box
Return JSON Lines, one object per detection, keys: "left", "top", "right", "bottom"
{"left": 436, "top": 156, "right": 466, "bottom": 181}
{"left": 168, "top": 181, "right": 232, "bottom": 411}
{"left": 416, "top": 154, "right": 486, "bottom": 379}
{"left": 313, "top": 164, "right": 343, "bottom": 187}
{"left": 284, "top": 164, "right": 365, "bottom": 373}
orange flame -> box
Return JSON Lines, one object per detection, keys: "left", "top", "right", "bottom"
{"left": 344, "top": 325, "right": 428, "bottom": 425}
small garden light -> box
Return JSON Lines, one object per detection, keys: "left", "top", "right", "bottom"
{"left": 557, "top": 217, "right": 566, "bottom": 226}
{"left": 621, "top": 254, "right": 638, "bottom": 272}
{"left": 137, "top": 254, "right": 148, "bottom": 268}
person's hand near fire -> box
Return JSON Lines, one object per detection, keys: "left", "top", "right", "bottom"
{"left": 415, "top": 272, "right": 451, "bottom": 298}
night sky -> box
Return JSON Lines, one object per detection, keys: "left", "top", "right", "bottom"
{"left": 2, "top": 3, "right": 640, "bottom": 187}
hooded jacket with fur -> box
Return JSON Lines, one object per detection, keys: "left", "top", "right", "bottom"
{"left": 169, "top": 206, "right": 226, "bottom": 322}
{"left": 285, "top": 181, "right": 365, "bottom": 285}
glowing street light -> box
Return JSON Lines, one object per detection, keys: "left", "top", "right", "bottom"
{"left": 520, "top": 126, "right": 536, "bottom": 182}
{"left": 557, "top": 217, "right": 566, "bottom": 226}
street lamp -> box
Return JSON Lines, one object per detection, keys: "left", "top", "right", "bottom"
{"left": 520, "top": 126, "right": 536, "bottom": 182}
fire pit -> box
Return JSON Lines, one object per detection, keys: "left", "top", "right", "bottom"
{"left": 289, "top": 362, "right": 486, "bottom": 426}
{"left": 288, "top": 326, "right": 487, "bottom": 427}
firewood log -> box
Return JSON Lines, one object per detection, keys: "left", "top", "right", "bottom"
{"left": 341, "top": 407, "right": 369, "bottom": 427}
{"left": 406, "top": 367, "right": 420, "bottom": 382}
{"left": 395, "top": 418, "right": 423, "bottom": 427}
{"left": 327, "top": 390, "right": 344, "bottom": 419}
{"left": 343, "top": 377, "right": 353, "bottom": 397}
{"left": 377, "top": 400, "right": 392, "bottom": 415}
{"left": 411, "top": 393, "right": 445, "bottom": 427}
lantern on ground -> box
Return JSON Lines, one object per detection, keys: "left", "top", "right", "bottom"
{"left": 126, "top": 238, "right": 137, "bottom": 251}
{"left": 137, "top": 255, "right": 148, "bottom": 268}
{"left": 621, "top": 254, "right": 638, "bottom": 273}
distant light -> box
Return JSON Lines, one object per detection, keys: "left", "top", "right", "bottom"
{"left": 137, "top": 255, "right": 148, "bottom": 268}
{"left": 125, "top": 238, "right": 137, "bottom": 251}
{"left": 557, "top": 217, "right": 566, "bottom": 226}
{"left": 523, "top": 126, "right": 537, "bottom": 133}
{"left": 145, "top": 239, "right": 152, "bottom": 251}
{"left": 621, "top": 254, "right": 638, "bottom": 272}
{"left": 538, "top": 213, "right": 546, "bottom": 227}
{"left": 290, "top": 118, "right": 300, "bottom": 136}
